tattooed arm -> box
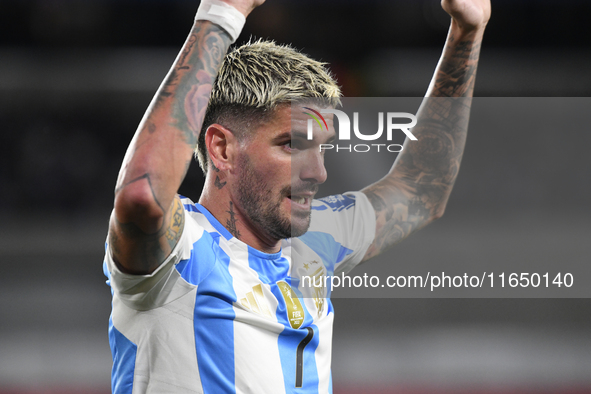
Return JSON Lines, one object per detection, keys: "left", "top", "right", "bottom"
{"left": 361, "top": 0, "right": 491, "bottom": 261}
{"left": 109, "top": 2, "right": 263, "bottom": 274}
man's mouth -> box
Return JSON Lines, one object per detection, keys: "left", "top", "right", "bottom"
{"left": 288, "top": 195, "right": 308, "bottom": 205}
{"left": 286, "top": 184, "right": 318, "bottom": 207}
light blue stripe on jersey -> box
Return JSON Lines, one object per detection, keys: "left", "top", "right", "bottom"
{"left": 298, "top": 231, "right": 353, "bottom": 272}
{"left": 247, "top": 245, "right": 289, "bottom": 284}
{"left": 192, "top": 241, "right": 238, "bottom": 394}
{"left": 184, "top": 199, "right": 237, "bottom": 392}
{"left": 176, "top": 234, "right": 220, "bottom": 286}
{"left": 109, "top": 317, "right": 137, "bottom": 394}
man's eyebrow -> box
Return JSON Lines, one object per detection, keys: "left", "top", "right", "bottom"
{"left": 274, "top": 130, "right": 336, "bottom": 143}
{"left": 272, "top": 132, "right": 291, "bottom": 142}
{"left": 293, "top": 130, "right": 336, "bottom": 141}
{"left": 291, "top": 131, "right": 308, "bottom": 140}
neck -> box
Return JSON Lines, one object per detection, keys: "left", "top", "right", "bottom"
{"left": 199, "top": 177, "right": 282, "bottom": 254}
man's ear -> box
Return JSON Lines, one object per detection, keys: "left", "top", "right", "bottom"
{"left": 205, "top": 124, "right": 237, "bottom": 172}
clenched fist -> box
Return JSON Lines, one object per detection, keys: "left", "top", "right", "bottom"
{"left": 442, "top": 0, "right": 491, "bottom": 31}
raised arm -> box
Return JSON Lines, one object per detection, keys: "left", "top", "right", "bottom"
{"left": 361, "top": 0, "right": 491, "bottom": 261}
{"left": 109, "top": 1, "right": 263, "bottom": 274}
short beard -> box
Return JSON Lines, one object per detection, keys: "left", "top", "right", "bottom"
{"left": 236, "top": 154, "right": 312, "bottom": 241}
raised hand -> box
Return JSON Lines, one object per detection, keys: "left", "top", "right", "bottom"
{"left": 361, "top": 0, "right": 491, "bottom": 261}
{"left": 441, "top": 0, "right": 491, "bottom": 31}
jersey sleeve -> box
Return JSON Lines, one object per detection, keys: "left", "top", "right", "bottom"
{"left": 305, "top": 191, "right": 376, "bottom": 275}
{"left": 103, "top": 205, "right": 200, "bottom": 311}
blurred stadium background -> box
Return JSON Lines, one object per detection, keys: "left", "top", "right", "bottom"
{"left": 1, "top": 0, "right": 591, "bottom": 393}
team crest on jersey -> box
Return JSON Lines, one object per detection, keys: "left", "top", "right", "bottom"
{"left": 301, "top": 260, "right": 326, "bottom": 317}
{"left": 239, "top": 284, "right": 273, "bottom": 318}
{"left": 277, "top": 281, "right": 305, "bottom": 329}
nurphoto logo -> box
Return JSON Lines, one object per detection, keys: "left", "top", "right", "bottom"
{"left": 303, "top": 107, "right": 417, "bottom": 153}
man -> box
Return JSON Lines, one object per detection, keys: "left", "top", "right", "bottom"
{"left": 104, "top": 0, "right": 490, "bottom": 392}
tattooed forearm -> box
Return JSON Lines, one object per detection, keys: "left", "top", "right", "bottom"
{"left": 431, "top": 33, "right": 483, "bottom": 98}
{"left": 115, "top": 21, "right": 230, "bottom": 226}
{"left": 110, "top": 22, "right": 231, "bottom": 273}
{"left": 155, "top": 34, "right": 198, "bottom": 106}
{"left": 362, "top": 26, "right": 484, "bottom": 261}
{"left": 162, "top": 23, "right": 231, "bottom": 146}
{"left": 362, "top": 179, "right": 435, "bottom": 260}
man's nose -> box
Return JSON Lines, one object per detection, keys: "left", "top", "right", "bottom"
{"left": 298, "top": 150, "right": 327, "bottom": 185}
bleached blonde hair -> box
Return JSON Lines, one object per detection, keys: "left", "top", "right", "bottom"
{"left": 197, "top": 39, "right": 341, "bottom": 174}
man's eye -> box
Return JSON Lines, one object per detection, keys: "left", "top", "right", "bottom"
{"left": 286, "top": 140, "right": 302, "bottom": 150}
{"left": 284, "top": 139, "right": 306, "bottom": 151}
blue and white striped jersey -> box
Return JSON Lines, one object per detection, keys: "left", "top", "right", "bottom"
{"left": 104, "top": 192, "right": 375, "bottom": 394}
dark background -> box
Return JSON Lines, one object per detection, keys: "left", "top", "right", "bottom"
{"left": 1, "top": 0, "right": 590, "bottom": 392}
